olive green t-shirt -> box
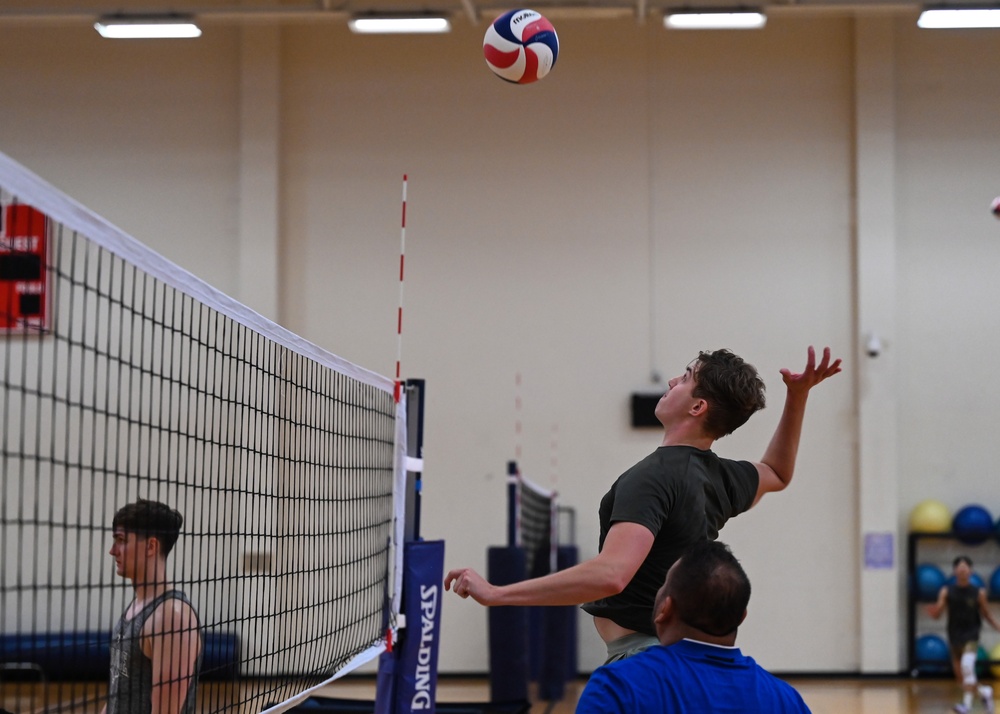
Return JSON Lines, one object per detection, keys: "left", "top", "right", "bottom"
{"left": 581, "top": 446, "right": 758, "bottom": 635}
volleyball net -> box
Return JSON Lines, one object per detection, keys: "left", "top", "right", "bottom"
{"left": 0, "top": 150, "right": 410, "bottom": 713}
{"left": 509, "top": 464, "right": 557, "bottom": 579}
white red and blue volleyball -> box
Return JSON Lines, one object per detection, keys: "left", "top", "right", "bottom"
{"left": 483, "top": 9, "right": 559, "bottom": 84}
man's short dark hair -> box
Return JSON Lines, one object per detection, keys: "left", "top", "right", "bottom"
{"left": 661, "top": 540, "right": 751, "bottom": 637}
{"left": 112, "top": 499, "right": 183, "bottom": 557}
{"left": 954, "top": 555, "right": 973, "bottom": 568}
{"left": 693, "top": 349, "right": 766, "bottom": 439}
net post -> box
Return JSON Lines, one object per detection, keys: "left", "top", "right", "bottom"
{"left": 487, "top": 546, "right": 529, "bottom": 704}
{"left": 376, "top": 377, "right": 448, "bottom": 714}
{"left": 506, "top": 460, "right": 518, "bottom": 548}
{"left": 404, "top": 379, "right": 426, "bottom": 542}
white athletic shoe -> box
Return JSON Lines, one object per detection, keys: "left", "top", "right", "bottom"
{"left": 951, "top": 704, "right": 969, "bottom": 714}
{"left": 981, "top": 687, "right": 995, "bottom": 714}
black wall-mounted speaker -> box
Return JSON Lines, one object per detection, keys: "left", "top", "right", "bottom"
{"left": 630, "top": 392, "right": 662, "bottom": 428}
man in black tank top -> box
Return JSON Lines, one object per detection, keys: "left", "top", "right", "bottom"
{"left": 101, "top": 500, "right": 202, "bottom": 714}
{"left": 445, "top": 347, "right": 841, "bottom": 662}
{"left": 928, "top": 555, "right": 1000, "bottom": 714}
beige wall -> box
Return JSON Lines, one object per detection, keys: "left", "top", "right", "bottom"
{"left": 2, "top": 11, "right": 999, "bottom": 676}
{"left": 0, "top": 25, "right": 242, "bottom": 294}
{"left": 896, "top": 26, "right": 1000, "bottom": 509}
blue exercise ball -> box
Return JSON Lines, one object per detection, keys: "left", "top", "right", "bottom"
{"left": 990, "top": 566, "right": 1000, "bottom": 599}
{"left": 916, "top": 634, "right": 951, "bottom": 674}
{"left": 953, "top": 504, "right": 994, "bottom": 545}
{"left": 915, "top": 563, "right": 947, "bottom": 601}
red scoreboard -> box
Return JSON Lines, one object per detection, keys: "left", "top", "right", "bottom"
{"left": 0, "top": 202, "right": 49, "bottom": 333}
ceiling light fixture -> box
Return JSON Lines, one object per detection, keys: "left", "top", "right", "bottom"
{"left": 348, "top": 15, "right": 451, "bottom": 34}
{"left": 917, "top": 7, "right": 1000, "bottom": 28}
{"left": 95, "top": 14, "right": 202, "bottom": 39}
{"left": 664, "top": 9, "right": 766, "bottom": 29}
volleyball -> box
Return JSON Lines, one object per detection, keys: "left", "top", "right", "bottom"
{"left": 483, "top": 9, "right": 559, "bottom": 84}
{"left": 991, "top": 195, "right": 1000, "bottom": 219}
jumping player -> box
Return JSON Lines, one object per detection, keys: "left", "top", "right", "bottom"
{"left": 445, "top": 345, "right": 841, "bottom": 662}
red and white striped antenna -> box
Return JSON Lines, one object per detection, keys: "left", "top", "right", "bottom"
{"left": 395, "top": 174, "right": 407, "bottom": 403}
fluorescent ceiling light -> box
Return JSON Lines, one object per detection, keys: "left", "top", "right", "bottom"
{"left": 665, "top": 10, "right": 766, "bottom": 29}
{"left": 95, "top": 16, "right": 201, "bottom": 38}
{"left": 917, "top": 8, "right": 1000, "bottom": 28}
{"left": 348, "top": 16, "right": 451, "bottom": 34}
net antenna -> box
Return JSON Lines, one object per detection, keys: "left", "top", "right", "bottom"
{"left": 394, "top": 174, "right": 407, "bottom": 403}
{"left": 0, "top": 150, "right": 410, "bottom": 713}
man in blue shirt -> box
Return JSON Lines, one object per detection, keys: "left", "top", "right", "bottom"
{"left": 576, "top": 540, "right": 810, "bottom": 713}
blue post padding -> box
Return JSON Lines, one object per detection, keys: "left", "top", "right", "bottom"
{"left": 390, "top": 539, "right": 445, "bottom": 714}
{"left": 374, "top": 650, "right": 396, "bottom": 714}
{"left": 534, "top": 546, "right": 579, "bottom": 702}
{"left": 536, "top": 609, "right": 566, "bottom": 702}
{"left": 527, "top": 606, "right": 543, "bottom": 682}
{"left": 487, "top": 546, "right": 528, "bottom": 704}
{"left": 558, "top": 545, "right": 579, "bottom": 679}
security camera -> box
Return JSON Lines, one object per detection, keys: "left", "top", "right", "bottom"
{"left": 865, "top": 333, "right": 882, "bottom": 358}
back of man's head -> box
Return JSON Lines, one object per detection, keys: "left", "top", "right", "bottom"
{"left": 660, "top": 540, "right": 750, "bottom": 637}
{"left": 693, "top": 349, "right": 766, "bottom": 439}
{"left": 112, "top": 499, "right": 183, "bottom": 557}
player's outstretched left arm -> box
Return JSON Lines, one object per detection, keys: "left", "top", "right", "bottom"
{"left": 752, "top": 346, "right": 842, "bottom": 507}
{"left": 445, "top": 521, "right": 653, "bottom": 607}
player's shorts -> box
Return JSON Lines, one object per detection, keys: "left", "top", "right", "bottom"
{"left": 603, "top": 632, "right": 660, "bottom": 664}
{"left": 948, "top": 635, "right": 979, "bottom": 659}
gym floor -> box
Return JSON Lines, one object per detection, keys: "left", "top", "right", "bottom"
{"left": 327, "top": 676, "right": 986, "bottom": 714}
{"left": 0, "top": 676, "right": 979, "bottom": 714}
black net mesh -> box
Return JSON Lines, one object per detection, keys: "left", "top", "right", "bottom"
{"left": 0, "top": 164, "right": 401, "bottom": 714}
{"left": 516, "top": 476, "right": 555, "bottom": 579}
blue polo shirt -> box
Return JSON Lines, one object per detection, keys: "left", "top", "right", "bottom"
{"left": 576, "top": 639, "right": 811, "bottom": 713}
